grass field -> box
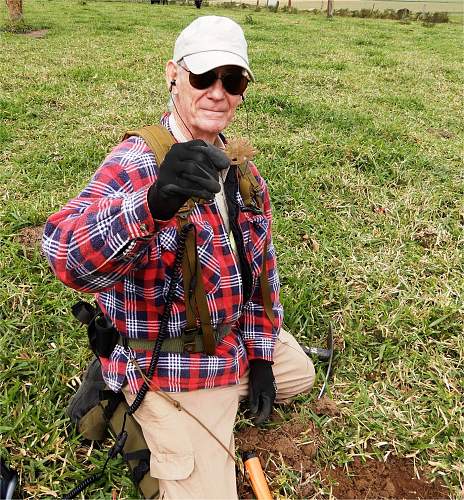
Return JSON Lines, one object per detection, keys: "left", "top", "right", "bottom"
{"left": 1, "top": 0, "right": 463, "bottom": 498}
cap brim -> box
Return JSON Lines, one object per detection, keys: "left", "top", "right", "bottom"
{"left": 183, "top": 51, "right": 255, "bottom": 82}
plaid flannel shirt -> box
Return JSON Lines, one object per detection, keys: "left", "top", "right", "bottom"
{"left": 42, "top": 114, "right": 283, "bottom": 393}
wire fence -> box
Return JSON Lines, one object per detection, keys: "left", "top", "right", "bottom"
{"left": 93, "top": 0, "right": 462, "bottom": 13}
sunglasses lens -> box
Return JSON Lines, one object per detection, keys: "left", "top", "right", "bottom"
{"left": 189, "top": 70, "right": 216, "bottom": 90}
{"left": 222, "top": 72, "right": 249, "bottom": 95}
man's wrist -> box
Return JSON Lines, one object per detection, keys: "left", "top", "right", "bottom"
{"left": 249, "top": 359, "right": 273, "bottom": 367}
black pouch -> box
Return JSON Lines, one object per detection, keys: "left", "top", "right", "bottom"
{"left": 72, "top": 301, "right": 119, "bottom": 358}
{"left": 88, "top": 314, "right": 119, "bottom": 358}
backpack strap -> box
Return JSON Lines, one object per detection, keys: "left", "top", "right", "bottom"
{"left": 237, "top": 160, "right": 264, "bottom": 213}
{"left": 177, "top": 205, "right": 216, "bottom": 355}
{"left": 123, "top": 124, "right": 175, "bottom": 165}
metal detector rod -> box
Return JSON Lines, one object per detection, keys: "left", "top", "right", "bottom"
{"left": 317, "top": 323, "right": 334, "bottom": 399}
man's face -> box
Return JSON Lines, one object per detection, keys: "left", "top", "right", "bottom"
{"left": 170, "top": 63, "right": 244, "bottom": 140}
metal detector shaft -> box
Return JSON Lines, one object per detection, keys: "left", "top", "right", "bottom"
{"left": 300, "top": 323, "right": 334, "bottom": 399}
{"left": 318, "top": 323, "right": 334, "bottom": 399}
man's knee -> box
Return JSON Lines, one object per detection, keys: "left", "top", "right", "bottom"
{"left": 298, "top": 355, "right": 316, "bottom": 394}
{"left": 273, "top": 330, "right": 316, "bottom": 402}
{"left": 280, "top": 352, "right": 315, "bottom": 401}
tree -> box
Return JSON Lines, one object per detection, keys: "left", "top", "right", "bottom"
{"left": 327, "top": 0, "right": 333, "bottom": 17}
{"left": 5, "top": 0, "right": 23, "bottom": 23}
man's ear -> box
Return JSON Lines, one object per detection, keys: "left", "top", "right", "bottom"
{"left": 165, "top": 60, "right": 178, "bottom": 93}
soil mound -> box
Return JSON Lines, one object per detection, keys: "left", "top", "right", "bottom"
{"left": 15, "top": 225, "right": 44, "bottom": 256}
{"left": 236, "top": 414, "right": 320, "bottom": 498}
{"left": 312, "top": 395, "right": 340, "bottom": 417}
{"left": 236, "top": 411, "right": 447, "bottom": 499}
{"left": 324, "top": 456, "right": 447, "bottom": 499}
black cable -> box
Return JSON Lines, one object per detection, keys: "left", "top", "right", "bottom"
{"left": 171, "top": 93, "right": 195, "bottom": 140}
{"left": 63, "top": 473, "right": 102, "bottom": 500}
{"left": 127, "top": 222, "right": 192, "bottom": 415}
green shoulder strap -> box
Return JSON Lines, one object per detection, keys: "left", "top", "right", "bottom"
{"left": 237, "top": 160, "right": 264, "bottom": 212}
{"left": 123, "top": 124, "right": 175, "bottom": 165}
{"left": 235, "top": 159, "right": 275, "bottom": 327}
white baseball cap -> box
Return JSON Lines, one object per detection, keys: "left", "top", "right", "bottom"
{"left": 173, "top": 16, "right": 255, "bottom": 81}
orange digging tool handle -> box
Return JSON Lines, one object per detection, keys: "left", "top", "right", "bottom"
{"left": 243, "top": 452, "right": 273, "bottom": 500}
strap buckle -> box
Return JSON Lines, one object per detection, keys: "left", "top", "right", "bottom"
{"left": 183, "top": 327, "right": 200, "bottom": 353}
{"left": 177, "top": 200, "right": 196, "bottom": 220}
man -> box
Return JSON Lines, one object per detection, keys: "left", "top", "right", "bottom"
{"left": 43, "top": 16, "right": 315, "bottom": 499}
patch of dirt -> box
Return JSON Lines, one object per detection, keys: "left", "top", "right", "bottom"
{"left": 413, "top": 227, "right": 438, "bottom": 248}
{"left": 23, "top": 29, "right": 48, "bottom": 38}
{"left": 332, "top": 333, "right": 345, "bottom": 352}
{"left": 312, "top": 395, "right": 340, "bottom": 417}
{"left": 236, "top": 414, "right": 320, "bottom": 498}
{"left": 428, "top": 127, "right": 456, "bottom": 139}
{"left": 15, "top": 225, "right": 44, "bottom": 255}
{"left": 323, "top": 456, "right": 448, "bottom": 499}
{"left": 236, "top": 409, "right": 447, "bottom": 499}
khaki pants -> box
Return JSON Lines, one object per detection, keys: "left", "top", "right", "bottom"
{"left": 123, "top": 329, "right": 315, "bottom": 499}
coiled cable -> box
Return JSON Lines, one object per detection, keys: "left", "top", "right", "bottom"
{"left": 127, "top": 222, "right": 192, "bottom": 415}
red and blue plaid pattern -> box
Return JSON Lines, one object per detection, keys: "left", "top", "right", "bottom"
{"left": 42, "top": 115, "right": 283, "bottom": 393}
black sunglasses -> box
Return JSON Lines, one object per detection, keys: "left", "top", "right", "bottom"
{"left": 179, "top": 65, "right": 249, "bottom": 96}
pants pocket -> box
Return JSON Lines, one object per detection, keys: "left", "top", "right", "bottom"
{"left": 123, "top": 389, "right": 194, "bottom": 481}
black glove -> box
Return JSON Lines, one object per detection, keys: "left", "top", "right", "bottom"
{"left": 248, "top": 359, "right": 276, "bottom": 425}
{"left": 148, "top": 139, "right": 230, "bottom": 221}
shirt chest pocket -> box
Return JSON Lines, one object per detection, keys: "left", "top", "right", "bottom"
{"left": 239, "top": 212, "right": 269, "bottom": 280}
{"left": 193, "top": 221, "right": 222, "bottom": 296}
{"left": 157, "top": 222, "right": 221, "bottom": 298}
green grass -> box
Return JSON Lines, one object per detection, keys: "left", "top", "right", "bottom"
{"left": 1, "top": 1, "right": 463, "bottom": 498}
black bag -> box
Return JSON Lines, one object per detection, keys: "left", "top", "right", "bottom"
{"left": 67, "top": 357, "right": 160, "bottom": 498}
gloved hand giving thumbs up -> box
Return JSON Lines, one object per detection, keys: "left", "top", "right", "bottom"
{"left": 148, "top": 140, "right": 230, "bottom": 221}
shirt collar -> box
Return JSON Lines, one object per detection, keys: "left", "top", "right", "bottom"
{"left": 168, "top": 113, "right": 190, "bottom": 143}
{"left": 167, "top": 113, "right": 225, "bottom": 150}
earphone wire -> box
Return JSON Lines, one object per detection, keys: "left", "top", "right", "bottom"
{"left": 242, "top": 94, "right": 249, "bottom": 136}
{"left": 171, "top": 90, "right": 195, "bottom": 141}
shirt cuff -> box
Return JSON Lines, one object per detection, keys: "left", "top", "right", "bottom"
{"left": 122, "top": 185, "right": 174, "bottom": 236}
{"left": 116, "top": 186, "right": 171, "bottom": 260}
{"left": 244, "top": 337, "right": 276, "bottom": 363}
